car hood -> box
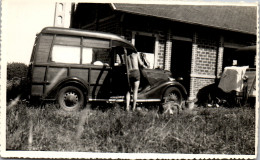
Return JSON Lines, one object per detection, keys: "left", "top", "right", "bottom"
{"left": 141, "top": 68, "right": 172, "bottom": 86}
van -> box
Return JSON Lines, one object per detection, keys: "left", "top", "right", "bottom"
{"left": 29, "top": 27, "right": 187, "bottom": 111}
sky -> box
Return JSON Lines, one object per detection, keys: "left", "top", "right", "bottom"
{"left": 1, "top": 0, "right": 258, "bottom": 65}
{"left": 2, "top": 0, "right": 56, "bottom": 64}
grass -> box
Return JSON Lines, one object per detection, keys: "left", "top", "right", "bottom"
{"left": 6, "top": 102, "right": 255, "bottom": 154}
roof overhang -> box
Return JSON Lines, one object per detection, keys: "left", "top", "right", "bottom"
{"left": 111, "top": 3, "right": 257, "bottom": 35}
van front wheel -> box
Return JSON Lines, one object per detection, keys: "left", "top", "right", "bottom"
{"left": 58, "top": 86, "right": 84, "bottom": 111}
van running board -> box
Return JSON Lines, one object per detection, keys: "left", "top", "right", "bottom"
{"left": 89, "top": 98, "right": 161, "bottom": 103}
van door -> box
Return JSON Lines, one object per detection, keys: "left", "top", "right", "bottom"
{"left": 109, "top": 47, "right": 129, "bottom": 97}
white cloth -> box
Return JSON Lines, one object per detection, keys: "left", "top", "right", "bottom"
{"left": 218, "top": 66, "right": 248, "bottom": 92}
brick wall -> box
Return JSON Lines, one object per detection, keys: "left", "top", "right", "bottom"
{"left": 97, "top": 18, "right": 119, "bottom": 34}
{"left": 157, "top": 39, "right": 165, "bottom": 69}
{"left": 164, "top": 32, "right": 172, "bottom": 70}
{"left": 189, "top": 34, "right": 219, "bottom": 99}
{"left": 190, "top": 77, "right": 215, "bottom": 98}
{"left": 83, "top": 16, "right": 119, "bottom": 35}
{"left": 196, "top": 35, "right": 218, "bottom": 76}
{"left": 194, "top": 47, "right": 217, "bottom": 75}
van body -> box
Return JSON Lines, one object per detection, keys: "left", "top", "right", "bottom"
{"left": 29, "top": 27, "right": 187, "bottom": 111}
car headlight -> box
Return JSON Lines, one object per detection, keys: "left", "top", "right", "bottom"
{"left": 168, "top": 77, "right": 175, "bottom": 81}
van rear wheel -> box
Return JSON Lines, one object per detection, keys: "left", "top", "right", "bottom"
{"left": 58, "top": 86, "right": 84, "bottom": 111}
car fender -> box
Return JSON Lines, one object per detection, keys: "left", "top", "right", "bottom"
{"left": 44, "top": 77, "right": 89, "bottom": 100}
{"left": 139, "top": 81, "right": 187, "bottom": 100}
{"left": 160, "top": 81, "right": 188, "bottom": 100}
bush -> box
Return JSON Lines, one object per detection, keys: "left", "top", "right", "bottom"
{"left": 7, "top": 62, "right": 28, "bottom": 80}
{"left": 7, "top": 63, "right": 29, "bottom": 101}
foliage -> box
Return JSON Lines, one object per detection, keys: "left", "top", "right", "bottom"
{"left": 6, "top": 103, "right": 255, "bottom": 155}
{"left": 7, "top": 62, "right": 28, "bottom": 80}
{"left": 7, "top": 63, "right": 29, "bottom": 101}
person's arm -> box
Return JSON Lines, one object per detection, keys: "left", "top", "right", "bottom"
{"left": 137, "top": 53, "right": 147, "bottom": 68}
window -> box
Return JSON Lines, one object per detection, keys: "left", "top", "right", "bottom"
{"left": 135, "top": 35, "right": 155, "bottom": 53}
{"left": 135, "top": 35, "right": 156, "bottom": 69}
{"left": 92, "top": 48, "right": 110, "bottom": 65}
{"left": 82, "top": 48, "right": 110, "bottom": 65}
{"left": 57, "top": 16, "right": 63, "bottom": 26}
{"left": 82, "top": 48, "right": 93, "bottom": 64}
{"left": 112, "top": 47, "right": 125, "bottom": 66}
{"left": 58, "top": 3, "right": 63, "bottom": 12}
{"left": 52, "top": 45, "right": 80, "bottom": 64}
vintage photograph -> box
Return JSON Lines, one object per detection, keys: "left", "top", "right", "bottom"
{"left": 1, "top": 0, "right": 258, "bottom": 159}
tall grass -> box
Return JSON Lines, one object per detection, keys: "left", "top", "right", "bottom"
{"left": 6, "top": 102, "right": 255, "bottom": 154}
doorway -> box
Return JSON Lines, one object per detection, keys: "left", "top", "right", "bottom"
{"left": 171, "top": 40, "right": 192, "bottom": 95}
{"left": 135, "top": 34, "right": 156, "bottom": 69}
{"left": 223, "top": 47, "right": 255, "bottom": 70}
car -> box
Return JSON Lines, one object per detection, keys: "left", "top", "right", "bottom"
{"left": 235, "top": 46, "right": 256, "bottom": 107}
{"left": 28, "top": 27, "right": 187, "bottom": 111}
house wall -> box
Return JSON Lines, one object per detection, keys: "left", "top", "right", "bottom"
{"left": 78, "top": 8, "right": 255, "bottom": 100}
{"left": 189, "top": 33, "right": 219, "bottom": 98}
{"left": 123, "top": 15, "right": 172, "bottom": 69}
{"left": 82, "top": 15, "right": 120, "bottom": 34}
{"left": 158, "top": 39, "right": 166, "bottom": 69}
{"left": 54, "top": 2, "right": 72, "bottom": 27}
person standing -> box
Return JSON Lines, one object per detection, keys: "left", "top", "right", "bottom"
{"left": 126, "top": 50, "right": 147, "bottom": 111}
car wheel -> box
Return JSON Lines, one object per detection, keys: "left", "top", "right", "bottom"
{"left": 160, "top": 87, "right": 183, "bottom": 114}
{"left": 58, "top": 86, "right": 84, "bottom": 111}
{"left": 163, "top": 87, "right": 183, "bottom": 104}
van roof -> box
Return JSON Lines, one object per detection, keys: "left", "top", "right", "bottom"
{"left": 41, "top": 27, "right": 136, "bottom": 51}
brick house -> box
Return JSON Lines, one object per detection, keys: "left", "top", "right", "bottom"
{"left": 71, "top": 3, "right": 256, "bottom": 99}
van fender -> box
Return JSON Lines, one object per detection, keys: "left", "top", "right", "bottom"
{"left": 45, "top": 77, "right": 89, "bottom": 100}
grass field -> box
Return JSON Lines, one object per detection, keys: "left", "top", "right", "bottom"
{"left": 6, "top": 102, "right": 255, "bottom": 154}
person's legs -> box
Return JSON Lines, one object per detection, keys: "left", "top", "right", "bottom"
{"left": 126, "top": 90, "right": 131, "bottom": 111}
{"left": 127, "top": 70, "right": 140, "bottom": 111}
{"left": 132, "top": 80, "right": 140, "bottom": 111}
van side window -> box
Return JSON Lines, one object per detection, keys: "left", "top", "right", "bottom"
{"left": 82, "top": 48, "right": 93, "bottom": 64}
{"left": 93, "top": 48, "right": 110, "bottom": 64}
{"left": 82, "top": 48, "right": 110, "bottom": 65}
{"left": 52, "top": 45, "right": 80, "bottom": 64}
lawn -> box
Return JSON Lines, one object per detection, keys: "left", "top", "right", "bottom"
{"left": 6, "top": 102, "right": 255, "bottom": 154}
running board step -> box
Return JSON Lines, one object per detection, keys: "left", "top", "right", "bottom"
{"left": 89, "top": 98, "right": 161, "bottom": 103}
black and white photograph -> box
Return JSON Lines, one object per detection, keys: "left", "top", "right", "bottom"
{"left": 1, "top": 0, "right": 258, "bottom": 159}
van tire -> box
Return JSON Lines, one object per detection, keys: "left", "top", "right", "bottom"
{"left": 58, "top": 86, "right": 84, "bottom": 111}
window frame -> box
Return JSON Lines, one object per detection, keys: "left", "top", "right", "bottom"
{"left": 49, "top": 35, "right": 112, "bottom": 65}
